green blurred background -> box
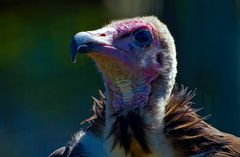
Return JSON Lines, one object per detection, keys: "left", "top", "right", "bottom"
{"left": 0, "top": 0, "right": 239, "bottom": 156}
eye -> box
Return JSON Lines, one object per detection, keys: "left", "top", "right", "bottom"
{"left": 133, "top": 30, "right": 153, "bottom": 47}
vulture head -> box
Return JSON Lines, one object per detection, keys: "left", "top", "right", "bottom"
{"left": 72, "top": 16, "right": 177, "bottom": 112}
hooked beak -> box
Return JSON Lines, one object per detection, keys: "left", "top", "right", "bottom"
{"left": 71, "top": 32, "right": 108, "bottom": 63}
{"left": 70, "top": 29, "right": 132, "bottom": 64}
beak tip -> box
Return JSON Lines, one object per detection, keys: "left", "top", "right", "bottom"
{"left": 71, "top": 37, "right": 78, "bottom": 63}
{"left": 71, "top": 32, "right": 94, "bottom": 63}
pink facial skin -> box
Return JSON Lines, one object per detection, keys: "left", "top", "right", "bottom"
{"left": 112, "top": 21, "right": 162, "bottom": 75}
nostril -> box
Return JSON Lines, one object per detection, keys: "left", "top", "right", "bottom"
{"left": 99, "top": 33, "right": 106, "bottom": 37}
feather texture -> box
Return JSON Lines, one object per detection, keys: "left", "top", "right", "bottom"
{"left": 164, "top": 85, "right": 240, "bottom": 156}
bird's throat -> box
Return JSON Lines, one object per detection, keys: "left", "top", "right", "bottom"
{"left": 89, "top": 53, "right": 155, "bottom": 111}
{"left": 108, "top": 77, "right": 152, "bottom": 110}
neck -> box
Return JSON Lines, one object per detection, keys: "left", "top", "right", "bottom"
{"left": 105, "top": 72, "right": 175, "bottom": 122}
{"left": 91, "top": 52, "right": 176, "bottom": 116}
{"left": 106, "top": 76, "right": 154, "bottom": 111}
{"left": 91, "top": 51, "right": 177, "bottom": 155}
{"left": 103, "top": 73, "right": 175, "bottom": 156}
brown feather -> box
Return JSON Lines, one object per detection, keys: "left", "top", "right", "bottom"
{"left": 164, "top": 85, "right": 240, "bottom": 156}
{"left": 81, "top": 91, "right": 106, "bottom": 137}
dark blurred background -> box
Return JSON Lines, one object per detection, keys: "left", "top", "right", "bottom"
{"left": 0, "top": 0, "right": 239, "bottom": 156}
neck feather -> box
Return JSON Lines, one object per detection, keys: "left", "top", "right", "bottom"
{"left": 164, "top": 86, "right": 240, "bottom": 156}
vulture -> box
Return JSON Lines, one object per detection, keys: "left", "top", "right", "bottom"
{"left": 49, "top": 16, "right": 240, "bottom": 157}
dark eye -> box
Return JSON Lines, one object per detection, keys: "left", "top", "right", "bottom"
{"left": 134, "top": 30, "right": 153, "bottom": 47}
